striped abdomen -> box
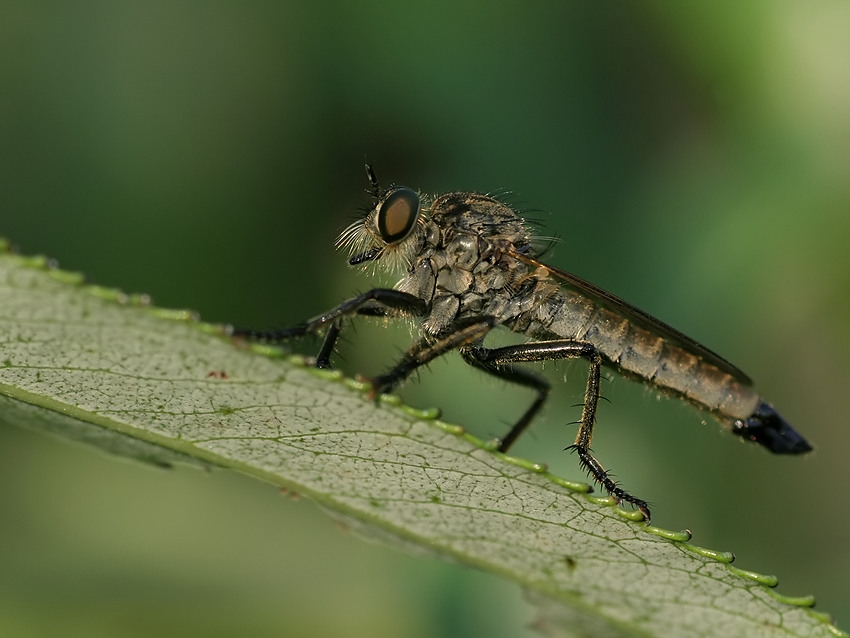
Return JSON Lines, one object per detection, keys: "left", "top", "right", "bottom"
{"left": 527, "top": 290, "right": 759, "bottom": 420}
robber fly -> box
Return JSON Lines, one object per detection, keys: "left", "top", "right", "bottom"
{"left": 234, "top": 165, "right": 812, "bottom": 520}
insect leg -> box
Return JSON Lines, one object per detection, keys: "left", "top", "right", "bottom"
{"left": 231, "top": 289, "right": 428, "bottom": 368}
{"left": 313, "top": 320, "right": 341, "bottom": 369}
{"left": 307, "top": 303, "right": 398, "bottom": 369}
{"left": 459, "top": 348, "right": 550, "bottom": 453}
{"left": 370, "top": 317, "right": 496, "bottom": 395}
{"left": 311, "top": 302, "right": 396, "bottom": 368}
{"left": 462, "top": 339, "right": 650, "bottom": 520}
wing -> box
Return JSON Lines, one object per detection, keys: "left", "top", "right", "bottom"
{"left": 514, "top": 253, "right": 753, "bottom": 385}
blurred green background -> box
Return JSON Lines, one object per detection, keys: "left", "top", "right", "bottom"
{"left": 2, "top": 2, "right": 849, "bottom": 636}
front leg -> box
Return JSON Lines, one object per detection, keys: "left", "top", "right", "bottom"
{"left": 231, "top": 289, "right": 428, "bottom": 369}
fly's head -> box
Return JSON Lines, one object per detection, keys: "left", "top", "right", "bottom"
{"left": 336, "top": 165, "right": 428, "bottom": 276}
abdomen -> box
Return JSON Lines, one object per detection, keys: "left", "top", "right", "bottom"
{"left": 526, "top": 292, "right": 760, "bottom": 420}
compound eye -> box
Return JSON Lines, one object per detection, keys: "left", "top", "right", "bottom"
{"left": 377, "top": 187, "right": 420, "bottom": 244}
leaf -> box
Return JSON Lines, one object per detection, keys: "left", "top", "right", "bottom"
{"left": 0, "top": 245, "right": 842, "bottom": 638}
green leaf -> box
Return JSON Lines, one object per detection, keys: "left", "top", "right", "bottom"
{"left": 0, "top": 245, "right": 843, "bottom": 638}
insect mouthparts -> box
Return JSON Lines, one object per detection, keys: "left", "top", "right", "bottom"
{"left": 349, "top": 248, "right": 382, "bottom": 265}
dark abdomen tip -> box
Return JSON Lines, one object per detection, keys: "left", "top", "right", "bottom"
{"left": 732, "top": 401, "right": 812, "bottom": 454}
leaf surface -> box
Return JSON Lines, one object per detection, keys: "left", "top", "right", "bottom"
{"left": 0, "top": 247, "right": 840, "bottom": 638}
